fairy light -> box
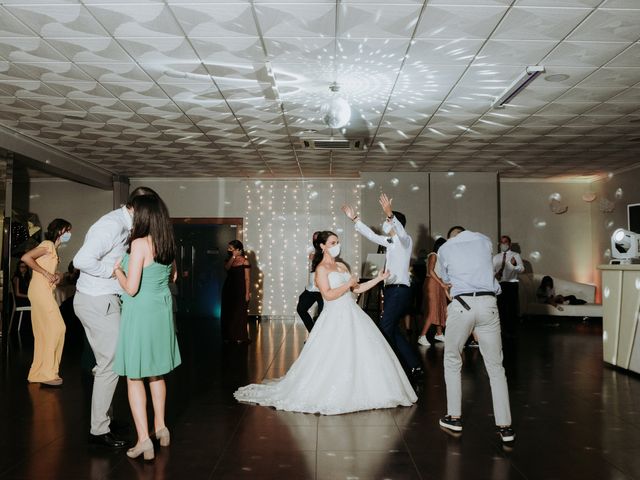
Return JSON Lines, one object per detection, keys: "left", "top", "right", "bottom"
{"left": 241, "top": 179, "right": 363, "bottom": 318}
{"left": 244, "top": 183, "right": 252, "bottom": 314}
{"left": 292, "top": 183, "right": 302, "bottom": 318}
{"left": 354, "top": 183, "right": 361, "bottom": 276}
{"left": 330, "top": 182, "right": 336, "bottom": 231}
{"left": 258, "top": 183, "right": 265, "bottom": 315}
{"left": 267, "top": 183, "right": 274, "bottom": 316}
{"left": 280, "top": 184, "right": 287, "bottom": 314}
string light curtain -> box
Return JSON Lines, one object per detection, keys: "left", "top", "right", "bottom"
{"left": 243, "top": 180, "right": 361, "bottom": 317}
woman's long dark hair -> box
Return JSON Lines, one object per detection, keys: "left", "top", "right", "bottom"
{"left": 14, "top": 261, "right": 31, "bottom": 282}
{"left": 128, "top": 195, "right": 175, "bottom": 265}
{"left": 433, "top": 237, "right": 446, "bottom": 253}
{"left": 311, "top": 230, "right": 338, "bottom": 272}
{"left": 45, "top": 218, "right": 71, "bottom": 242}
{"left": 540, "top": 275, "right": 554, "bottom": 289}
{"left": 228, "top": 239, "right": 245, "bottom": 257}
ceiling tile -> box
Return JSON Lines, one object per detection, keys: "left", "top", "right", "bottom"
{"left": 475, "top": 39, "right": 557, "bottom": 66}
{"left": 416, "top": 5, "right": 507, "bottom": 39}
{"left": 170, "top": 3, "right": 258, "bottom": 37}
{"left": 607, "top": 43, "right": 640, "bottom": 67}
{"left": 255, "top": 3, "right": 335, "bottom": 38}
{"left": 86, "top": 3, "right": 184, "bottom": 38}
{"left": 117, "top": 37, "right": 198, "bottom": 63}
{"left": 568, "top": 8, "right": 640, "bottom": 42}
{"left": 0, "top": 7, "right": 38, "bottom": 37}
{"left": 0, "top": 37, "right": 68, "bottom": 62}
{"left": 46, "top": 37, "right": 132, "bottom": 62}
{"left": 339, "top": 3, "right": 422, "bottom": 39}
{"left": 192, "top": 37, "right": 265, "bottom": 64}
{"left": 5, "top": 4, "right": 110, "bottom": 38}
{"left": 493, "top": 6, "right": 591, "bottom": 41}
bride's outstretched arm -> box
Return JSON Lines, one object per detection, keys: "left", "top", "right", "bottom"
{"left": 316, "top": 265, "right": 358, "bottom": 301}
{"left": 353, "top": 270, "right": 390, "bottom": 294}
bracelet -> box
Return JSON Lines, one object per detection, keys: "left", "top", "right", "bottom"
{"left": 352, "top": 215, "right": 359, "bottom": 223}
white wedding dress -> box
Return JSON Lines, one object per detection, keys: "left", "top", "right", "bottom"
{"left": 234, "top": 271, "right": 418, "bottom": 414}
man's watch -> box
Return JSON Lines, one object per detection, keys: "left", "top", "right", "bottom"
{"left": 387, "top": 214, "right": 394, "bottom": 220}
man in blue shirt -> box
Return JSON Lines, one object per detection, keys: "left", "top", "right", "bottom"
{"left": 436, "top": 226, "right": 515, "bottom": 443}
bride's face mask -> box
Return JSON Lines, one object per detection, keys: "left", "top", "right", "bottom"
{"left": 324, "top": 236, "right": 341, "bottom": 258}
{"left": 328, "top": 244, "right": 341, "bottom": 257}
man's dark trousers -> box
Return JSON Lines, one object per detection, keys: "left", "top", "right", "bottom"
{"left": 296, "top": 290, "right": 324, "bottom": 332}
{"left": 380, "top": 285, "right": 419, "bottom": 370}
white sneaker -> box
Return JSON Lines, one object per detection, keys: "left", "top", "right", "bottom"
{"left": 434, "top": 334, "right": 445, "bottom": 343}
{"left": 417, "top": 335, "right": 431, "bottom": 346}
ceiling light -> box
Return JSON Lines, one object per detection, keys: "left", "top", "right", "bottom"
{"left": 320, "top": 82, "right": 351, "bottom": 129}
{"left": 492, "top": 66, "right": 545, "bottom": 109}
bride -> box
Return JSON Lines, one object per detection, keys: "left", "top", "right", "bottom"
{"left": 234, "top": 230, "right": 417, "bottom": 415}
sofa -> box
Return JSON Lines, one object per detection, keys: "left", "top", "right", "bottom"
{"left": 517, "top": 273, "right": 602, "bottom": 318}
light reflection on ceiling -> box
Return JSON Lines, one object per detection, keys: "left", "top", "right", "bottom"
{"left": 0, "top": 1, "right": 638, "bottom": 179}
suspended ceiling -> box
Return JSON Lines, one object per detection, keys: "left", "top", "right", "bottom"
{"left": 0, "top": 0, "right": 639, "bottom": 180}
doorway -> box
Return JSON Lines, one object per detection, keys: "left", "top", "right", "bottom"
{"left": 173, "top": 218, "right": 242, "bottom": 319}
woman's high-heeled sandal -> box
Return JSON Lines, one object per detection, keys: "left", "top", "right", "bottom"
{"left": 126, "top": 438, "right": 154, "bottom": 460}
{"left": 154, "top": 427, "right": 170, "bottom": 447}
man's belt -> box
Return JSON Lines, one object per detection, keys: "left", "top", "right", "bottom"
{"left": 454, "top": 291, "right": 495, "bottom": 311}
{"left": 384, "top": 284, "right": 409, "bottom": 289}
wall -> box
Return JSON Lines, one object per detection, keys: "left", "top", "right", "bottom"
{"left": 131, "top": 178, "right": 360, "bottom": 316}
{"left": 19, "top": 170, "right": 640, "bottom": 315}
{"left": 430, "top": 171, "right": 499, "bottom": 244}
{"left": 27, "top": 179, "right": 113, "bottom": 272}
{"left": 590, "top": 167, "right": 640, "bottom": 298}
{"left": 359, "top": 172, "right": 431, "bottom": 261}
{"left": 500, "top": 180, "right": 594, "bottom": 286}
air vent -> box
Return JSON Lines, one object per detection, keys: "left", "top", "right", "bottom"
{"left": 301, "top": 138, "right": 364, "bottom": 150}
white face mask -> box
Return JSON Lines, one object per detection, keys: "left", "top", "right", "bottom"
{"left": 499, "top": 243, "right": 509, "bottom": 253}
{"left": 328, "top": 244, "right": 341, "bottom": 258}
{"left": 60, "top": 231, "right": 72, "bottom": 243}
{"left": 382, "top": 221, "right": 393, "bottom": 234}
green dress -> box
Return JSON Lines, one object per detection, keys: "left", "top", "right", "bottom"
{"left": 114, "top": 254, "right": 181, "bottom": 378}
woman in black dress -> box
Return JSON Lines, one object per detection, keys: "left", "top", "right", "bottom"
{"left": 13, "top": 260, "right": 32, "bottom": 307}
{"left": 221, "top": 240, "right": 251, "bottom": 343}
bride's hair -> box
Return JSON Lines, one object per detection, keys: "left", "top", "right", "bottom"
{"left": 311, "top": 231, "right": 335, "bottom": 272}
{"left": 311, "top": 230, "right": 352, "bottom": 273}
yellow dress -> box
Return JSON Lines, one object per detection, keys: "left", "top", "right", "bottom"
{"left": 27, "top": 240, "right": 66, "bottom": 383}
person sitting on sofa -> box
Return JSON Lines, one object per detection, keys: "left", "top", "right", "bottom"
{"left": 536, "top": 276, "right": 586, "bottom": 311}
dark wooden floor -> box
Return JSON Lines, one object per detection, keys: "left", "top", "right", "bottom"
{"left": 1, "top": 312, "right": 639, "bottom": 480}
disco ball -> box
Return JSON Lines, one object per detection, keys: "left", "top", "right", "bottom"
{"left": 321, "top": 97, "right": 351, "bottom": 129}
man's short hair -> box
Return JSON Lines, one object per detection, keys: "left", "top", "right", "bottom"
{"left": 501, "top": 235, "right": 512, "bottom": 244}
{"left": 392, "top": 211, "right": 406, "bottom": 228}
{"left": 447, "top": 225, "right": 465, "bottom": 238}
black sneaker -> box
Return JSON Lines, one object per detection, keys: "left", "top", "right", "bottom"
{"left": 497, "top": 426, "right": 515, "bottom": 442}
{"left": 439, "top": 416, "right": 463, "bottom": 432}
{"left": 409, "top": 366, "right": 425, "bottom": 384}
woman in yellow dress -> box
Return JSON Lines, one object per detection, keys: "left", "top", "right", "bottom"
{"left": 21, "top": 219, "right": 72, "bottom": 386}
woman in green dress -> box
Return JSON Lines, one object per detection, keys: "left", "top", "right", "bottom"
{"left": 113, "top": 194, "right": 181, "bottom": 461}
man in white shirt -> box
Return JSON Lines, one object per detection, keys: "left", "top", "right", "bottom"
{"left": 296, "top": 232, "right": 324, "bottom": 332}
{"left": 493, "top": 235, "right": 524, "bottom": 335}
{"left": 436, "top": 226, "right": 515, "bottom": 443}
{"left": 73, "top": 186, "right": 158, "bottom": 448}
{"left": 342, "top": 194, "right": 423, "bottom": 383}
